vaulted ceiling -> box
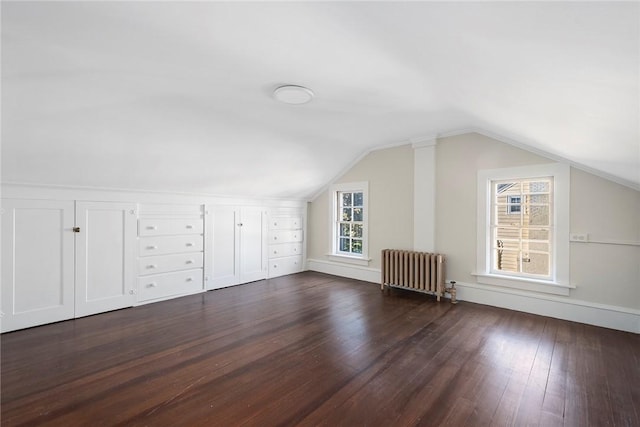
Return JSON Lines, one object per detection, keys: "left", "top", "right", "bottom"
{"left": 2, "top": 2, "right": 638, "bottom": 198}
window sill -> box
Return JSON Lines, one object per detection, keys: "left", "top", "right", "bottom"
{"left": 471, "top": 272, "right": 575, "bottom": 296}
{"left": 328, "top": 254, "right": 371, "bottom": 267}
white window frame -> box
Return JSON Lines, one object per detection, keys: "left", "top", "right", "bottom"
{"left": 328, "top": 181, "right": 370, "bottom": 266}
{"left": 474, "top": 164, "right": 573, "bottom": 296}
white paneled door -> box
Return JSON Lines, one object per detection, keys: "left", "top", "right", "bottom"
{"left": 1, "top": 199, "right": 75, "bottom": 332}
{"left": 239, "top": 207, "right": 267, "bottom": 283}
{"left": 210, "top": 206, "right": 239, "bottom": 289}
{"left": 75, "top": 202, "right": 136, "bottom": 317}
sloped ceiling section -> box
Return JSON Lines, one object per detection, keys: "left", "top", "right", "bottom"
{"left": 2, "top": 2, "right": 638, "bottom": 199}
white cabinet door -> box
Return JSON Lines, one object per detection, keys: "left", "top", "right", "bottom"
{"left": 1, "top": 200, "right": 75, "bottom": 332}
{"left": 239, "top": 207, "right": 267, "bottom": 283}
{"left": 210, "top": 206, "right": 239, "bottom": 289}
{"left": 75, "top": 202, "right": 136, "bottom": 317}
{"left": 209, "top": 206, "right": 267, "bottom": 289}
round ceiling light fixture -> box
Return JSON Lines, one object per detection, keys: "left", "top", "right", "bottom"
{"left": 273, "top": 85, "right": 314, "bottom": 105}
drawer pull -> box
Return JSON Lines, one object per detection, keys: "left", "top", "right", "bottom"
{"left": 186, "top": 260, "right": 194, "bottom": 264}
{"left": 273, "top": 250, "right": 278, "bottom": 254}
{"left": 273, "top": 236, "right": 278, "bottom": 240}
{"left": 186, "top": 277, "right": 193, "bottom": 282}
{"left": 147, "top": 226, "right": 158, "bottom": 230}
{"left": 147, "top": 264, "right": 157, "bottom": 269}
{"left": 273, "top": 265, "right": 277, "bottom": 268}
{"left": 186, "top": 225, "right": 193, "bottom": 229}
{"left": 293, "top": 248, "right": 297, "bottom": 252}
{"left": 147, "top": 282, "right": 158, "bottom": 288}
{"left": 273, "top": 222, "right": 278, "bottom": 226}
{"left": 186, "top": 242, "right": 194, "bottom": 247}
{"left": 147, "top": 246, "right": 158, "bottom": 250}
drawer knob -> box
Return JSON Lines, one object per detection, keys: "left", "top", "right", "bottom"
{"left": 186, "top": 243, "right": 193, "bottom": 247}
{"left": 147, "top": 264, "right": 157, "bottom": 269}
{"left": 273, "top": 222, "right": 278, "bottom": 226}
{"left": 147, "top": 226, "right": 158, "bottom": 230}
{"left": 186, "top": 225, "right": 193, "bottom": 229}
{"left": 147, "top": 246, "right": 158, "bottom": 250}
{"left": 147, "top": 282, "right": 158, "bottom": 288}
{"left": 273, "top": 236, "right": 278, "bottom": 240}
{"left": 273, "top": 265, "right": 277, "bottom": 268}
{"left": 186, "top": 277, "right": 193, "bottom": 282}
{"left": 186, "top": 260, "right": 194, "bottom": 264}
{"left": 273, "top": 250, "right": 278, "bottom": 254}
{"left": 293, "top": 248, "right": 297, "bottom": 252}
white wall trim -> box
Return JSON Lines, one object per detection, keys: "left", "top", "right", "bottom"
{"left": 454, "top": 280, "right": 640, "bottom": 334}
{"left": 307, "top": 258, "right": 380, "bottom": 284}
{"left": 413, "top": 141, "right": 437, "bottom": 252}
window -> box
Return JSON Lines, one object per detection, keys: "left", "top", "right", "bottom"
{"left": 475, "top": 164, "right": 571, "bottom": 295}
{"left": 493, "top": 178, "right": 552, "bottom": 278}
{"left": 330, "top": 182, "right": 369, "bottom": 263}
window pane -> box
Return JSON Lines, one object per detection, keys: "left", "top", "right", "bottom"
{"left": 342, "top": 192, "right": 352, "bottom": 207}
{"left": 496, "top": 182, "right": 520, "bottom": 196}
{"left": 526, "top": 205, "right": 549, "bottom": 226}
{"left": 494, "top": 249, "right": 519, "bottom": 272}
{"left": 351, "top": 239, "right": 363, "bottom": 254}
{"left": 522, "top": 252, "right": 549, "bottom": 275}
{"left": 339, "top": 238, "right": 350, "bottom": 252}
{"left": 352, "top": 224, "right": 363, "bottom": 238}
{"left": 342, "top": 208, "right": 352, "bottom": 221}
{"left": 524, "top": 181, "right": 550, "bottom": 193}
{"left": 526, "top": 228, "right": 549, "bottom": 241}
{"left": 495, "top": 227, "right": 520, "bottom": 240}
{"left": 524, "top": 242, "right": 549, "bottom": 252}
{"left": 353, "top": 207, "right": 363, "bottom": 222}
{"left": 494, "top": 238, "right": 519, "bottom": 251}
{"left": 353, "top": 192, "right": 363, "bottom": 207}
{"left": 339, "top": 223, "right": 350, "bottom": 237}
{"left": 525, "top": 194, "right": 549, "bottom": 205}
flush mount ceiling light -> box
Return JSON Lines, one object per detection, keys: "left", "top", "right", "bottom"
{"left": 273, "top": 85, "right": 314, "bottom": 105}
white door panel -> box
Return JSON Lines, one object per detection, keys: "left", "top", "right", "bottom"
{"left": 210, "top": 206, "right": 239, "bottom": 289}
{"left": 240, "top": 207, "right": 267, "bottom": 283}
{"left": 75, "top": 202, "right": 136, "bottom": 317}
{"left": 1, "top": 199, "right": 75, "bottom": 332}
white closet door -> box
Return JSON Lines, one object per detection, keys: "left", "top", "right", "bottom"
{"left": 1, "top": 199, "right": 75, "bottom": 332}
{"left": 239, "top": 207, "right": 267, "bottom": 283}
{"left": 75, "top": 202, "right": 136, "bottom": 317}
{"left": 210, "top": 206, "right": 239, "bottom": 289}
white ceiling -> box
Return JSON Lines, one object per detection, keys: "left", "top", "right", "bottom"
{"left": 2, "top": 2, "right": 638, "bottom": 198}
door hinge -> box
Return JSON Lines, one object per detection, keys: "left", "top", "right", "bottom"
{"left": 73, "top": 227, "right": 81, "bottom": 233}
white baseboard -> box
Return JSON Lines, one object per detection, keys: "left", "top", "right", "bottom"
{"left": 306, "top": 259, "right": 640, "bottom": 334}
{"left": 453, "top": 281, "right": 639, "bottom": 334}
{"left": 307, "top": 258, "right": 380, "bottom": 283}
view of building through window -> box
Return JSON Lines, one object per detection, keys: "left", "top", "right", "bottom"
{"left": 493, "top": 178, "right": 552, "bottom": 277}
{"left": 337, "top": 190, "right": 364, "bottom": 255}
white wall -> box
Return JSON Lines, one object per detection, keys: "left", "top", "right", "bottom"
{"left": 307, "top": 132, "right": 640, "bottom": 332}
{"left": 307, "top": 144, "right": 414, "bottom": 271}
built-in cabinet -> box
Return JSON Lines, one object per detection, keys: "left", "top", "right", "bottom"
{"left": 267, "top": 208, "right": 304, "bottom": 278}
{"left": 1, "top": 199, "right": 75, "bottom": 332}
{"left": 137, "top": 204, "right": 205, "bottom": 302}
{"left": 1, "top": 192, "right": 306, "bottom": 333}
{"left": 210, "top": 206, "right": 267, "bottom": 289}
{"left": 1, "top": 199, "right": 136, "bottom": 332}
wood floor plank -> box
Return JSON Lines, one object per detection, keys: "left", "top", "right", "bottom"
{"left": 2, "top": 272, "right": 639, "bottom": 427}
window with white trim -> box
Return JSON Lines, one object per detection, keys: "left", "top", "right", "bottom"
{"left": 475, "top": 164, "right": 571, "bottom": 295}
{"left": 330, "top": 182, "right": 369, "bottom": 261}
{"left": 493, "top": 178, "right": 552, "bottom": 278}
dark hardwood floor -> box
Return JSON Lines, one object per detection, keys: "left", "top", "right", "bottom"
{"left": 2, "top": 272, "right": 639, "bottom": 426}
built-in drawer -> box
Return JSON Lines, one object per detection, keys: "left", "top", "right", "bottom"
{"left": 139, "top": 218, "right": 203, "bottom": 236}
{"left": 138, "top": 252, "right": 204, "bottom": 276}
{"left": 269, "top": 216, "right": 302, "bottom": 230}
{"left": 268, "top": 230, "right": 303, "bottom": 244}
{"left": 138, "top": 269, "right": 203, "bottom": 302}
{"left": 139, "top": 235, "right": 203, "bottom": 257}
{"left": 268, "top": 255, "right": 303, "bottom": 278}
{"left": 268, "top": 242, "right": 302, "bottom": 259}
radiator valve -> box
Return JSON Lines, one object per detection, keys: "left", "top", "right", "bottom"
{"left": 445, "top": 281, "right": 458, "bottom": 304}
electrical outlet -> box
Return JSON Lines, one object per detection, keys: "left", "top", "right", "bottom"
{"left": 570, "top": 233, "right": 589, "bottom": 242}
